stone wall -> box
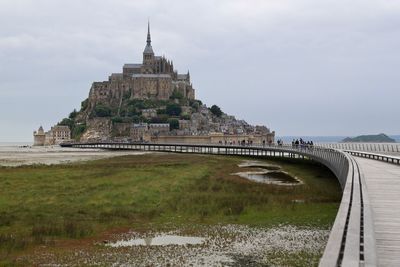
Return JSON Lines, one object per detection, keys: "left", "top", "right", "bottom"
{"left": 81, "top": 118, "right": 112, "bottom": 141}
{"left": 153, "top": 133, "right": 275, "bottom": 145}
{"left": 33, "top": 134, "right": 46, "bottom": 146}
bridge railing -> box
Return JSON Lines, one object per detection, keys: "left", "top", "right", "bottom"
{"left": 317, "top": 142, "right": 400, "bottom": 154}
{"left": 60, "top": 141, "right": 376, "bottom": 266}
{"left": 344, "top": 150, "right": 400, "bottom": 165}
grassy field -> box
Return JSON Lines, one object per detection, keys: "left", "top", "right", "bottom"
{"left": 0, "top": 153, "right": 341, "bottom": 265}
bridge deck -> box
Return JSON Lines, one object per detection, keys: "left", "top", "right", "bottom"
{"left": 355, "top": 157, "right": 400, "bottom": 266}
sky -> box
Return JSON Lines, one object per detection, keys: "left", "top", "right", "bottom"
{"left": 1, "top": 0, "right": 399, "bottom": 142}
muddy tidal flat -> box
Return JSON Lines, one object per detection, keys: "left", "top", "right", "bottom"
{"left": 0, "top": 144, "right": 149, "bottom": 166}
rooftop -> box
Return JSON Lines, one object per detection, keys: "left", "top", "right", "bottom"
{"left": 124, "top": 64, "right": 142, "bottom": 69}
{"left": 131, "top": 74, "right": 171, "bottom": 78}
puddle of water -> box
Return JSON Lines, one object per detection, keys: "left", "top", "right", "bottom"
{"left": 250, "top": 165, "right": 281, "bottom": 171}
{"left": 235, "top": 161, "right": 301, "bottom": 185}
{"left": 108, "top": 235, "right": 205, "bottom": 247}
{"left": 236, "top": 171, "right": 300, "bottom": 185}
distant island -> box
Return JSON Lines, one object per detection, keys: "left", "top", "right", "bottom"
{"left": 341, "top": 133, "right": 396, "bottom": 143}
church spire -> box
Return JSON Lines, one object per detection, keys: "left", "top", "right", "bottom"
{"left": 143, "top": 20, "right": 154, "bottom": 61}
{"left": 147, "top": 20, "right": 151, "bottom": 46}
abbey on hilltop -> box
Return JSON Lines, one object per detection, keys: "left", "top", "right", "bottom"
{"left": 88, "top": 22, "right": 194, "bottom": 111}
{"left": 34, "top": 22, "right": 275, "bottom": 145}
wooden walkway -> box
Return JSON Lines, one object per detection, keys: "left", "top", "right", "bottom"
{"left": 355, "top": 157, "right": 400, "bottom": 266}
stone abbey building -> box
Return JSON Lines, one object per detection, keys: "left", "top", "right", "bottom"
{"left": 87, "top": 22, "right": 195, "bottom": 112}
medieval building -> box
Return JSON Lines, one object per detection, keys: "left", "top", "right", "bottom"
{"left": 33, "top": 125, "right": 71, "bottom": 146}
{"left": 87, "top": 22, "right": 195, "bottom": 112}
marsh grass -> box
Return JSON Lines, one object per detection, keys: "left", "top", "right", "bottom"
{"left": 0, "top": 153, "right": 341, "bottom": 263}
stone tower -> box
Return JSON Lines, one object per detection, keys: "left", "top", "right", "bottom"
{"left": 33, "top": 126, "right": 46, "bottom": 146}
{"left": 142, "top": 21, "right": 154, "bottom": 71}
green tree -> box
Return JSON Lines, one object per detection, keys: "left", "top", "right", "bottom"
{"left": 180, "top": 113, "right": 191, "bottom": 120}
{"left": 58, "top": 118, "right": 74, "bottom": 129}
{"left": 157, "top": 108, "right": 166, "bottom": 115}
{"left": 69, "top": 109, "right": 78, "bottom": 119}
{"left": 189, "top": 99, "right": 202, "bottom": 111}
{"left": 170, "top": 89, "right": 183, "bottom": 100}
{"left": 94, "top": 104, "right": 111, "bottom": 117}
{"left": 167, "top": 118, "right": 179, "bottom": 130}
{"left": 111, "top": 116, "right": 123, "bottom": 123}
{"left": 132, "top": 115, "right": 141, "bottom": 123}
{"left": 151, "top": 115, "right": 168, "bottom": 123}
{"left": 166, "top": 103, "right": 182, "bottom": 116}
{"left": 123, "top": 91, "right": 131, "bottom": 100}
{"left": 72, "top": 124, "right": 86, "bottom": 140}
{"left": 127, "top": 99, "right": 145, "bottom": 110}
{"left": 210, "top": 105, "right": 223, "bottom": 117}
{"left": 191, "top": 101, "right": 200, "bottom": 111}
{"left": 80, "top": 99, "right": 89, "bottom": 111}
{"left": 127, "top": 105, "right": 140, "bottom": 117}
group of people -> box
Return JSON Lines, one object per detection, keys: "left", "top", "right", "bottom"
{"left": 218, "top": 140, "right": 255, "bottom": 146}
{"left": 276, "top": 139, "right": 284, "bottom": 146}
{"left": 292, "top": 138, "right": 314, "bottom": 149}
{"left": 216, "top": 138, "right": 315, "bottom": 148}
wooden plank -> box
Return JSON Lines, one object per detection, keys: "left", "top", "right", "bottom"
{"left": 355, "top": 157, "right": 400, "bottom": 266}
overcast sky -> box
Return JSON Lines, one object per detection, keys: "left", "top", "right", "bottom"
{"left": 1, "top": 0, "right": 399, "bottom": 142}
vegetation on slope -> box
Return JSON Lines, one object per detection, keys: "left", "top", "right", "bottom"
{"left": 56, "top": 87, "right": 228, "bottom": 141}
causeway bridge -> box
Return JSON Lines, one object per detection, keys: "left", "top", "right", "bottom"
{"left": 61, "top": 142, "right": 400, "bottom": 266}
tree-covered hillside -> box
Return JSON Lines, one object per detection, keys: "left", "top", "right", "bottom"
{"left": 342, "top": 133, "right": 396, "bottom": 143}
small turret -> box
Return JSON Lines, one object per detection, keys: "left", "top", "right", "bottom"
{"left": 33, "top": 126, "right": 46, "bottom": 146}
{"left": 38, "top": 126, "right": 44, "bottom": 134}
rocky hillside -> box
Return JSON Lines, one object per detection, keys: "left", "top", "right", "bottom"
{"left": 57, "top": 89, "right": 270, "bottom": 142}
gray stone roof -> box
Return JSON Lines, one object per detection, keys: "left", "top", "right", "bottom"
{"left": 131, "top": 74, "right": 171, "bottom": 78}
{"left": 123, "top": 64, "right": 142, "bottom": 69}
{"left": 143, "top": 44, "right": 154, "bottom": 54}
{"left": 52, "top": 125, "right": 70, "bottom": 131}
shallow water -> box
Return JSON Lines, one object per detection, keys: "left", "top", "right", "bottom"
{"left": 108, "top": 235, "right": 205, "bottom": 247}
{"left": 237, "top": 171, "right": 300, "bottom": 185}
{"left": 248, "top": 165, "right": 281, "bottom": 171}
{"left": 236, "top": 160, "right": 301, "bottom": 185}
